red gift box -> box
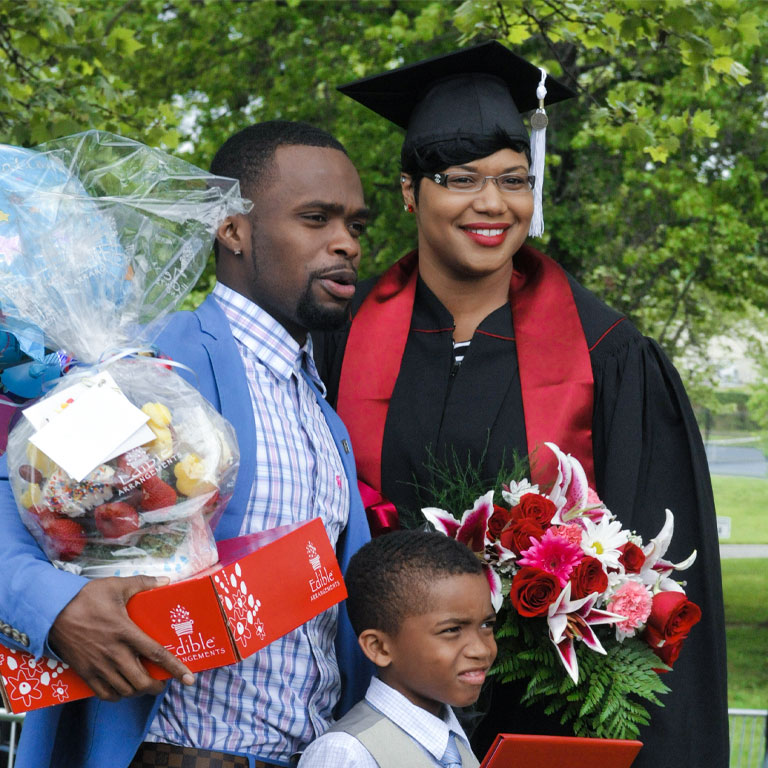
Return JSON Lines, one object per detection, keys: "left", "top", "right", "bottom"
{"left": 0, "top": 517, "right": 345, "bottom": 713}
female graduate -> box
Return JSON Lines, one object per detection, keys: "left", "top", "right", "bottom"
{"left": 317, "top": 42, "right": 728, "bottom": 768}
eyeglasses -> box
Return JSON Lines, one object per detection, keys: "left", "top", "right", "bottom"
{"left": 429, "top": 172, "right": 535, "bottom": 194}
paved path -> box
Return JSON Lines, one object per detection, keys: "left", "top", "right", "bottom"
{"left": 720, "top": 544, "right": 768, "bottom": 559}
{"left": 706, "top": 443, "right": 768, "bottom": 478}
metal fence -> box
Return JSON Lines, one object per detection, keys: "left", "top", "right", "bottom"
{"left": 0, "top": 709, "right": 23, "bottom": 768}
{"left": 730, "top": 708, "right": 768, "bottom": 768}
{"left": 0, "top": 707, "right": 765, "bottom": 768}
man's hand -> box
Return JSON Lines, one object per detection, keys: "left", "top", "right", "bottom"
{"left": 48, "top": 575, "right": 195, "bottom": 702}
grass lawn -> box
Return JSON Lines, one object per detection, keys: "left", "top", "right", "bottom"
{"left": 711, "top": 475, "right": 768, "bottom": 544}
{"left": 722, "top": 558, "right": 768, "bottom": 709}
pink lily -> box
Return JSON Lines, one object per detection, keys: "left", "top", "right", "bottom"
{"left": 422, "top": 490, "right": 495, "bottom": 553}
{"left": 422, "top": 490, "right": 503, "bottom": 611}
{"left": 544, "top": 443, "right": 591, "bottom": 524}
{"left": 546, "top": 582, "right": 626, "bottom": 683}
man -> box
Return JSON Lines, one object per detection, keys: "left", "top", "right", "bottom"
{"left": 0, "top": 121, "right": 373, "bottom": 768}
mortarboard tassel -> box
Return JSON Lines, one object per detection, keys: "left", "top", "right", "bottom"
{"left": 528, "top": 67, "right": 548, "bottom": 238}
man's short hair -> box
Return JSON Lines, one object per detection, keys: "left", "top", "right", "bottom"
{"left": 210, "top": 120, "right": 348, "bottom": 199}
{"left": 345, "top": 529, "right": 484, "bottom": 637}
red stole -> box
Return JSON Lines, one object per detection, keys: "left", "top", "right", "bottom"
{"left": 336, "top": 246, "right": 595, "bottom": 518}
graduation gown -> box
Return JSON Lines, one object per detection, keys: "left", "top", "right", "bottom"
{"left": 315, "top": 248, "right": 728, "bottom": 768}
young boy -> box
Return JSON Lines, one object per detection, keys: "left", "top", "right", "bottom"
{"left": 298, "top": 529, "right": 497, "bottom": 767}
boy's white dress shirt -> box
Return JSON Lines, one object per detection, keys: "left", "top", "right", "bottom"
{"left": 297, "top": 676, "right": 475, "bottom": 767}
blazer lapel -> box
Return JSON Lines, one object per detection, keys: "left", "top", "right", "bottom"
{"left": 196, "top": 296, "right": 257, "bottom": 541}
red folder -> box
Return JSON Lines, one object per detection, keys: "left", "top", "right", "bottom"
{"left": 480, "top": 734, "right": 642, "bottom": 768}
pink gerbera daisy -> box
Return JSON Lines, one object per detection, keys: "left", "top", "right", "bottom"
{"left": 518, "top": 527, "right": 584, "bottom": 587}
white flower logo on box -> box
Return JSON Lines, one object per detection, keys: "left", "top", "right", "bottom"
{"left": 51, "top": 680, "right": 70, "bottom": 702}
{"left": 306, "top": 541, "right": 321, "bottom": 571}
{"left": 4, "top": 666, "right": 42, "bottom": 709}
{"left": 1, "top": 650, "right": 71, "bottom": 708}
{"left": 215, "top": 562, "right": 262, "bottom": 650}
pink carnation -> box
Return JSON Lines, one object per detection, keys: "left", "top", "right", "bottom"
{"left": 551, "top": 523, "right": 584, "bottom": 547}
{"left": 518, "top": 527, "right": 583, "bottom": 587}
{"left": 606, "top": 581, "right": 653, "bottom": 634}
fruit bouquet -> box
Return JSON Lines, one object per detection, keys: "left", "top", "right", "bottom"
{"left": 422, "top": 442, "right": 701, "bottom": 740}
{"left": 0, "top": 131, "right": 249, "bottom": 581}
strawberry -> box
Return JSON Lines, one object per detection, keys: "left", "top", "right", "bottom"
{"left": 140, "top": 475, "right": 177, "bottom": 511}
{"left": 43, "top": 518, "right": 86, "bottom": 561}
{"left": 27, "top": 504, "right": 58, "bottom": 531}
{"left": 94, "top": 501, "right": 141, "bottom": 539}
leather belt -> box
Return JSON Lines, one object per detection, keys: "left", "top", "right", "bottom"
{"left": 129, "top": 741, "right": 279, "bottom": 768}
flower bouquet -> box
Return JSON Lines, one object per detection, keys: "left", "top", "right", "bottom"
{"left": 0, "top": 131, "right": 249, "bottom": 581}
{"left": 422, "top": 442, "right": 701, "bottom": 740}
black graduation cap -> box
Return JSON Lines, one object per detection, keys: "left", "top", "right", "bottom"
{"left": 337, "top": 41, "right": 576, "bottom": 149}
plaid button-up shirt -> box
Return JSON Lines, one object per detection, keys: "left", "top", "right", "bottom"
{"left": 147, "top": 283, "right": 350, "bottom": 763}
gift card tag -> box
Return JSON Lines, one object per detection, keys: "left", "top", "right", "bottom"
{"left": 25, "top": 372, "right": 154, "bottom": 481}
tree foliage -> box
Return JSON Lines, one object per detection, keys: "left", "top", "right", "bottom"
{"left": 0, "top": 0, "right": 766, "bottom": 382}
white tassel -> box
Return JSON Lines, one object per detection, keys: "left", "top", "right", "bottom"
{"left": 528, "top": 67, "right": 548, "bottom": 238}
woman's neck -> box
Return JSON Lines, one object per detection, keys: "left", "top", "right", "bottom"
{"left": 418, "top": 257, "right": 513, "bottom": 342}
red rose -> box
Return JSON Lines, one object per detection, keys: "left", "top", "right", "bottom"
{"left": 487, "top": 505, "right": 513, "bottom": 541}
{"left": 511, "top": 494, "right": 556, "bottom": 528}
{"left": 509, "top": 566, "right": 560, "bottom": 617}
{"left": 499, "top": 518, "right": 546, "bottom": 555}
{"left": 619, "top": 542, "right": 646, "bottom": 573}
{"left": 569, "top": 556, "right": 609, "bottom": 599}
{"left": 651, "top": 640, "right": 684, "bottom": 672}
{"left": 646, "top": 591, "right": 702, "bottom": 645}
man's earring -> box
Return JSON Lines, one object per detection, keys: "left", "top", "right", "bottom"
{"left": 234, "top": 250, "right": 243, "bottom": 257}
{"left": 400, "top": 176, "right": 407, "bottom": 183}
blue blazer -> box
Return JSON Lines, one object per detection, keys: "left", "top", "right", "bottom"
{"left": 1, "top": 295, "right": 372, "bottom": 768}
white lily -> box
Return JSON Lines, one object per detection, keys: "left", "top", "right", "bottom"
{"left": 640, "top": 509, "right": 697, "bottom": 593}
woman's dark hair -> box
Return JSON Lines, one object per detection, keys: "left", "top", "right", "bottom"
{"left": 401, "top": 130, "right": 531, "bottom": 202}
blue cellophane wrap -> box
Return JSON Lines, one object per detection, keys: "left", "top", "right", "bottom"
{"left": 1, "top": 131, "right": 250, "bottom": 580}
{"left": 0, "top": 130, "right": 250, "bottom": 362}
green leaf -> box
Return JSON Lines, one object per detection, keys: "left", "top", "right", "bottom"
{"left": 505, "top": 24, "right": 530, "bottom": 44}
{"left": 737, "top": 11, "right": 762, "bottom": 45}
{"left": 159, "top": 128, "right": 180, "bottom": 149}
{"left": 712, "top": 56, "right": 736, "bottom": 74}
{"left": 645, "top": 144, "right": 670, "bottom": 163}
{"left": 691, "top": 109, "right": 719, "bottom": 139}
{"left": 107, "top": 26, "right": 144, "bottom": 56}
{"left": 603, "top": 11, "right": 624, "bottom": 32}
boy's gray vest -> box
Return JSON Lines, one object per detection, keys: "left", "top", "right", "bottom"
{"left": 328, "top": 700, "right": 479, "bottom": 768}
